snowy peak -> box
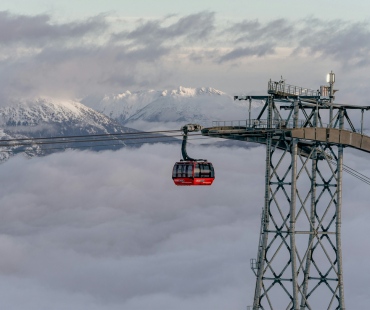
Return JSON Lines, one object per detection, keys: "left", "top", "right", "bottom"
{"left": 81, "top": 86, "right": 263, "bottom": 130}
{"left": 0, "top": 96, "right": 136, "bottom": 143}
{"left": 81, "top": 86, "right": 238, "bottom": 127}
{"left": 0, "top": 98, "right": 91, "bottom": 126}
{"left": 160, "top": 87, "right": 226, "bottom": 97}
{"left": 83, "top": 89, "right": 162, "bottom": 123}
{"left": 0, "top": 96, "right": 145, "bottom": 160}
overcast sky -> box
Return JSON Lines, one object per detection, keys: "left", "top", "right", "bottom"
{"left": 1, "top": 1, "right": 370, "bottom": 104}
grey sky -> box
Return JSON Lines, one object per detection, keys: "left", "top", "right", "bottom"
{"left": 0, "top": 11, "right": 106, "bottom": 44}
{"left": 0, "top": 1, "right": 369, "bottom": 22}
{"left": 1, "top": 9, "right": 370, "bottom": 103}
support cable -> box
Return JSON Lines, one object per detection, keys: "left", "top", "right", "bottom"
{"left": 330, "top": 160, "right": 370, "bottom": 186}
{"left": 0, "top": 132, "right": 194, "bottom": 148}
{"left": 0, "top": 129, "right": 182, "bottom": 142}
{"left": 1, "top": 127, "right": 370, "bottom": 187}
{"left": 0, "top": 135, "right": 210, "bottom": 153}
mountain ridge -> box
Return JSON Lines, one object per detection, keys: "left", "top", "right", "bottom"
{"left": 0, "top": 97, "right": 164, "bottom": 161}
{"left": 0, "top": 86, "right": 258, "bottom": 160}
{"left": 81, "top": 86, "right": 261, "bottom": 130}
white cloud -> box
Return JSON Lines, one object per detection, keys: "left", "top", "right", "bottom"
{"left": 0, "top": 143, "right": 368, "bottom": 308}
{"left": 0, "top": 145, "right": 264, "bottom": 309}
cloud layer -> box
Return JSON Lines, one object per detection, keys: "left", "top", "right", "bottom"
{"left": 0, "top": 143, "right": 367, "bottom": 309}
{"left": 1, "top": 11, "right": 370, "bottom": 101}
{"left": 0, "top": 11, "right": 106, "bottom": 45}
{"left": 0, "top": 144, "right": 264, "bottom": 309}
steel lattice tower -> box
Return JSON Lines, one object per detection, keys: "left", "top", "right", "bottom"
{"left": 252, "top": 96, "right": 345, "bottom": 309}
{"left": 201, "top": 73, "right": 370, "bottom": 309}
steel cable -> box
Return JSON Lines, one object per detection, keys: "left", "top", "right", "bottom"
{"left": 1, "top": 128, "right": 370, "bottom": 186}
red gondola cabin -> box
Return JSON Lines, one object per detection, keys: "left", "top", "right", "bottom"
{"left": 172, "top": 161, "right": 215, "bottom": 186}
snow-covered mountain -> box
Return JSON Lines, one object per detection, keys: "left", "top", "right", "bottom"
{"left": 0, "top": 97, "right": 169, "bottom": 160}
{"left": 0, "top": 86, "right": 262, "bottom": 160}
{"left": 82, "top": 90, "right": 163, "bottom": 124}
{"left": 0, "top": 98, "right": 132, "bottom": 134}
{"left": 82, "top": 87, "right": 262, "bottom": 130}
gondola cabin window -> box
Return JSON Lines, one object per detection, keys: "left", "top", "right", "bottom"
{"left": 172, "top": 163, "right": 193, "bottom": 178}
{"left": 196, "top": 163, "right": 214, "bottom": 178}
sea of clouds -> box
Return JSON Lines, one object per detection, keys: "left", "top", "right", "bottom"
{"left": 0, "top": 144, "right": 368, "bottom": 309}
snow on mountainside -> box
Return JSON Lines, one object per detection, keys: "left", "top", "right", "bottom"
{"left": 82, "top": 90, "right": 163, "bottom": 124}
{"left": 0, "top": 86, "right": 263, "bottom": 160}
{"left": 0, "top": 98, "right": 144, "bottom": 160}
{"left": 0, "top": 98, "right": 134, "bottom": 134}
{"left": 82, "top": 87, "right": 262, "bottom": 130}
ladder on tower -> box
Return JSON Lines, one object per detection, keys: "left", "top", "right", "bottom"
{"left": 251, "top": 209, "right": 264, "bottom": 276}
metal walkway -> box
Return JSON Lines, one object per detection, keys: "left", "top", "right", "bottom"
{"left": 202, "top": 126, "right": 370, "bottom": 155}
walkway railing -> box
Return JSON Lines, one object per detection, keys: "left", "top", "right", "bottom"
{"left": 212, "top": 119, "right": 304, "bottom": 129}
{"left": 268, "top": 80, "right": 320, "bottom": 97}
{"left": 211, "top": 119, "right": 364, "bottom": 132}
